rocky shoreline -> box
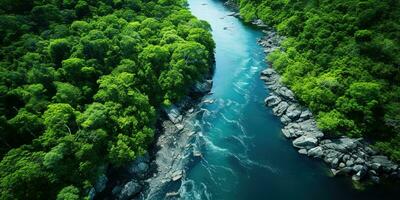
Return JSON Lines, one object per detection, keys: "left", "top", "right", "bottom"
{"left": 250, "top": 16, "right": 400, "bottom": 183}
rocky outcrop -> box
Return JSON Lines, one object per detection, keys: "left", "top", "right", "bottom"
{"left": 256, "top": 22, "right": 400, "bottom": 183}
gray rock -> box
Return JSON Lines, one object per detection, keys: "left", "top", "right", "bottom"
{"left": 339, "top": 163, "right": 346, "bottom": 168}
{"left": 331, "top": 158, "right": 339, "bottom": 168}
{"left": 171, "top": 170, "right": 183, "bottom": 181}
{"left": 280, "top": 115, "right": 292, "bottom": 125}
{"left": 193, "top": 80, "right": 212, "bottom": 94}
{"left": 164, "top": 105, "right": 182, "bottom": 124}
{"left": 95, "top": 174, "right": 108, "bottom": 193}
{"left": 286, "top": 104, "right": 302, "bottom": 120}
{"left": 346, "top": 159, "right": 354, "bottom": 167}
{"left": 277, "top": 87, "right": 295, "bottom": 101}
{"left": 299, "top": 110, "right": 312, "bottom": 120}
{"left": 355, "top": 157, "right": 365, "bottom": 165}
{"left": 370, "top": 176, "right": 380, "bottom": 183}
{"left": 261, "top": 68, "right": 276, "bottom": 77}
{"left": 298, "top": 149, "right": 308, "bottom": 155}
{"left": 371, "top": 155, "right": 396, "bottom": 172}
{"left": 332, "top": 167, "right": 352, "bottom": 176}
{"left": 119, "top": 180, "right": 142, "bottom": 200}
{"left": 264, "top": 95, "right": 282, "bottom": 107}
{"left": 308, "top": 146, "right": 324, "bottom": 158}
{"left": 272, "top": 101, "right": 289, "bottom": 116}
{"left": 353, "top": 165, "right": 364, "bottom": 172}
{"left": 293, "top": 135, "right": 318, "bottom": 149}
{"left": 371, "top": 162, "right": 381, "bottom": 170}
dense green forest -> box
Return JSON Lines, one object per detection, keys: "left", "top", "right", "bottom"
{"left": 0, "top": 0, "right": 214, "bottom": 199}
{"left": 235, "top": 0, "right": 400, "bottom": 160}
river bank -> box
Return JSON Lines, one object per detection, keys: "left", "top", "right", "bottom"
{"left": 223, "top": 0, "right": 400, "bottom": 184}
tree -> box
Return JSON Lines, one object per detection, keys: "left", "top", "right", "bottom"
{"left": 49, "top": 39, "right": 72, "bottom": 67}
{"left": 56, "top": 186, "right": 80, "bottom": 200}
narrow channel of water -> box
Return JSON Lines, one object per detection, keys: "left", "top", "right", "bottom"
{"left": 144, "top": 0, "right": 398, "bottom": 199}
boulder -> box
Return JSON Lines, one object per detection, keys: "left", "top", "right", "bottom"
{"left": 272, "top": 101, "right": 289, "bottom": 116}
{"left": 276, "top": 87, "right": 295, "bottom": 101}
{"left": 261, "top": 68, "right": 276, "bottom": 77}
{"left": 280, "top": 115, "right": 292, "bottom": 125}
{"left": 293, "top": 135, "right": 318, "bottom": 149}
{"left": 371, "top": 155, "right": 397, "bottom": 172}
{"left": 308, "top": 146, "right": 324, "bottom": 158}
{"left": 286, "top": 104, "right": 302, "bottom": 120}
{"left": 94, "top": 174, "right": 108, "bottom": 193}
{"left": 299, "top": 110, "right": 312, "bottom": 120}
{"left": 193, "top": 80, "right": 213, "bottom": 94}
{"left": 264, "top": 95, "right": 281, "bottom": 107}
{"left": 119, "top": 180, "right": 142, "bottom": 200}
{"left": 298, "top": 149, "right": 308, "bottom": 155}
{"left": 171, "top": 170, "right": 183, "bottom": 181}
{"left": 164, "top": 105, "right": 182, "bottom": 124}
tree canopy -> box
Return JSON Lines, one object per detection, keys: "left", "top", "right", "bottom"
{"left": 0, "top": 0, "right": 214, "bottom": 199}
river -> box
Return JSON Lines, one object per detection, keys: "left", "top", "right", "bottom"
{"left": 142, "top": 0, "right": 398, "bottom": 199}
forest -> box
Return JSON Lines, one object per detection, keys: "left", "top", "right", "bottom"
{"left": 0, "top": 0, "right": 214, "bottom": 199}
{"left": 235, "top": 0, "right": 400, "bottom": 161}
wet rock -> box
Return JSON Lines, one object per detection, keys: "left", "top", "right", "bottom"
{"left": 280, "top": 115, "right": 292, "bottom": 125}
{"left": 193, "top": 80, "right": 213, "bottom": 94}
{"left": 339, "top": 162, "right": 346, "bottom": 168}
{"left": 293, "top": 135, "right": 318, "bottom": 149}
{"left": 298, "top": 149, "right": 308, "bottom": 155}
{"left": 346, "top": 159, "right": 354, "bottom": 167}
{"left": 164, "top": 105, "right": 182, "bottom": 124}
{"left": 286, "top": 104, "right": 302, "bottom": 120}
{"left": 171, "top": 170, "right": 183, "bottom": 181}
{"left": 299, "top": 110, "right": 312, "bottom": 121}
{"left": 119, "top": 180, "right": 142, "bottom": 200}
{"left": 94, "top": 174, "right": 108, "bottom": 193}
{"left": 264, "top": 95, "right": 281, "bottom": 107}
{"left": 272, "top": 101, "right": 289, "bottom": 116}
{"left": 276, "top": 87, "right": 295, "bottom": 101}
{"left": 308, "top": 146, "right": 324, "bottom": 158}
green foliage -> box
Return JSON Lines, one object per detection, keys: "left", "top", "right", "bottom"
{"left": 239, "top": 0, "right": 400, "bottom": 160}
{"left": 0, "top": 0, "right": 214, "bottom": 199}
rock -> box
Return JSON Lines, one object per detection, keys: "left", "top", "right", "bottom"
{"left": 293, "top": 135, "right": 318, "bottom": 149}
{"left": 276, "top": 87, "right": 295, "bottom": 101}
{"left": 370, "top": 176, "right": 380, "bottom": 184}
{"left": 175, "top": 123, "right": 184, "bottom": 131}
{"left": 298, "top": 149, "right": 308, "bottom": 155}
{"left": 371, "top": 155, "right": 397, "bottom": 172}
{"left": 166, "top": 191, "right": 180, "bottom": 198}
{"left": 264, "top": 95, "right": 281, "bottom": 107}
{"left": 94, "top": 174, "right": 108, "bottom": 193}
{"left": 353, "top": 165, "right": 364, "bottom": 172}
{"left": 346, "top": 159, "right": 354, "bottom": 167}
{"left": 332, "top": 167, "right": 352, "bottom": 176}
{"left": 171, "top": 170, "right": 183, "bottom": 181}
{"left": 343, "top": 154, "right": 350, "bottom": 161}
{"left": 308, "top": 146, "right": 324, "bottom": 158}
{"left": 272, "top": 101, "right": 289, "bottom": 116}
{"left": 193, "top": 80, "right": 213, "bottom": 94}
{"left": 119, "top": 180, "right": 142, "bottom": 200}
{"left": 112, "top": 186, "right": 122, "bottom": 196}
{"left": 280, "top": 115, "right": 292, "bottom": 125}
{"left": 286, "top": 104, "right": 302, "bottom": 120}
{"left": 355, "top": 157, "right": 365, "bottom": 165}
{"left": 331, "top": 158, "right": 339, "bottom": 168}
{"left": 299, "top": 110, "right": 312, "bottom": 120}
{"left": 371, "top": 162, "right": 381, "bottom": 170}
{"left": 261, "top": 68, "right": 276, "bottom": 77}
{"left": 339, "top": 162, "right": 346, "bottom": 168}
{"left": 164, "top": 105, "right": 182, "bottom": 124}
